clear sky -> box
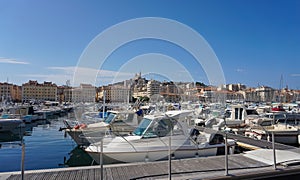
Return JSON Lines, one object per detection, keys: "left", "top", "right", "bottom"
{"left": 0, "top": 0, "right": 299, "bottom": 89}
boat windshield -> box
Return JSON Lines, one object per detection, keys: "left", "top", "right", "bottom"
{"left": 133, "top": 118, "right": 152, "bottom": 136}
{"left": 104, "top": 113, "right": 116, "bottom": 124}
{"left": 143, "top": 118, "right": 173, "bottom": 138}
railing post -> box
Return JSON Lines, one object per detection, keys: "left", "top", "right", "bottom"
{"left": 224, "top": 132, "right": 229, "bottom": 176}
{"left": 21, "top": 139, "right": 25, "bottom": 180}
{"left": 272, "top": 131, "right": 277, "bottom": 170}
{"left": 100, "top": 138, "right": 103, "bottom": 180}
{"left": 168, "top": 128, "right": 172, "bottom": 180}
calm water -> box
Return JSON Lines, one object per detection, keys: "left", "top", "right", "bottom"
{"left": 0, "top": 117, "right": 87, "bottom": 172}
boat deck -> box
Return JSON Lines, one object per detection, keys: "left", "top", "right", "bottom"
{"left": 2, "top": 152, "right": 300, "bottom": 180}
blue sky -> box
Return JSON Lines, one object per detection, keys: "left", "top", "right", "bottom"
{"left": 0, "top": 0, "right": 299, "bottom": 89}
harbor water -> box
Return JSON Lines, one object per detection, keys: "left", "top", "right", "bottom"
{"left": 0, "top": 116, "right": 92, "bottom": 173}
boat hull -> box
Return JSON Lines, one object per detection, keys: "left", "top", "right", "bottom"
{"left": 245, "top": 129, "right": 300, "bottom": 145}
{"left": 87, "top": 146, "right": 220, "bottom": 164}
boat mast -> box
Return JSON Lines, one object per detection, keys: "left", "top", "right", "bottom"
{"left": 279, "top": 74, "right": 283, "bottom": 103}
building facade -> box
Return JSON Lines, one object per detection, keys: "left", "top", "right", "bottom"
{"left": 147, "top": 80, "right": 160, "bottom": 97}
{"left": 72, "top": 84, "right": 96, "bottom": 103}
{"left": 0, "top": 82, "right": 22, "bottom": 102}
{"left": 22, "top": 80, "right": 57, "bottom": 102}
{"left": 110, "top": 85, "right": 131, "bottom": 103}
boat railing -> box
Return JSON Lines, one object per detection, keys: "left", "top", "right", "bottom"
{"left": 118, "top": 134, "right": 138, "bottom": 152}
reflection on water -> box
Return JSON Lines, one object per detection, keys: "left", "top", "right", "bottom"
{"left": 62, "top": 146, "right": 96, "bottom": 167}
{"left": 0, "top": 117, "right": 76, "bottom": 172}
{"left": 0, "top": 120, "right": 50, "bottom": 143}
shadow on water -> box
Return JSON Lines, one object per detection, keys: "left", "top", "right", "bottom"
{"left": 61, "top": 146, "right": 97, "bottom": 167}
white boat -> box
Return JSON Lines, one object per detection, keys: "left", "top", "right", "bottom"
{"left": 0, "top": 114, "right": 25, "bottom": 134}
{"left": 85, "top": 110, "right": 236, "bottom": 164}
{"left": 245, "top": 113, "right": 300, "bottom": 145}
{"left": 199, "top": 104, "right": 258, "bottom": 131}
{"left": 64, "top": 110, "right": 143, "bottom": 146}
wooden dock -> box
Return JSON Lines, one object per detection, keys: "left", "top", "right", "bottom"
{"left": 1, "top": 151, "right": 300, "bottom": 180}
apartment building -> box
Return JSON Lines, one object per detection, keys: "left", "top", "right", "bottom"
{"left": 110, "top": 85, "right": 131, "bottom": 103}
{"left": 147, "top": 80, "right": 160, "bottom": 97}
{"left": 72, "top": 84, "right": 96, "bottom": 103}
{"left": 21, "top": 80, "right": 57, "bottom": 102}
{"left": 0, "top": 82, "right": 22, "bottom": 102}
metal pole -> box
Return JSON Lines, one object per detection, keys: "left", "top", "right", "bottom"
{"left": 103, "top": 91, "right": 105, "bottom": 119}
{"left": 21, "top": 139, "right": 25, "bottom": 180}
{"left": 100, "top": 138, "right": 104, "bottom": 180}
{"left": 168, "top": 129, "right": 172, "bottom": 180}
{"left": 224, "top": 133, "right": 229, "bottom": 176}
{"left": 272, "top": 131, "right": 277, "bottom": 170}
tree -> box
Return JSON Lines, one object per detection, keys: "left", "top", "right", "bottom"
{"left": 195, "top": 82, "right": 207, "bottom": 87}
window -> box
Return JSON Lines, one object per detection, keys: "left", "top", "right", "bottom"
{"left": 133, "top": 118, "right": 152, "bottom": 136}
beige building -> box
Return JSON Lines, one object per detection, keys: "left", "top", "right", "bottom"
{"left": 255, "top": 86, "right": 275, "bottom": 102}
{"left": 11, "top": 84, "right": 22, "bottom": 102}
{"left": 160, "top": 82, "right": 180, "bottom": 102}
{"left": 110, "top": 85, "right": 131, "bottom": 103}
{"left": 71, "top": 84, "right": 96, "bottom": 103}
{"left": 98, "top": 85, "right": 131, "bottom": 103}
{"left": 22, "top": 80, "right": 57, "bottom": 102}
{"left": 147, "top": 80, "right": 160, "bottom": 97}
{"left": 132, "top": 91, "right": 148, "bottom": 99}
{"left": 63, "top": 87, "right": 73, "bottom": 102}
{"left": 0, "top": 82, "right": 22, "bottom": 102}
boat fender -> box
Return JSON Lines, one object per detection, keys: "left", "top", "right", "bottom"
{"left": 80, "top": 124, "right": 87, "bottom": 129}
{"left": 74, "top": 124, "right": 86, "bottom": 129}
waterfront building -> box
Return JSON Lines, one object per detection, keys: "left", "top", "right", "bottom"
{"left": 72, "top": 84, "right": 96, "bottom": 103}
{"left": 197, "top": 86, "right": 218, "bottom": 102}
{"left": 147, "top": 80, "right": 160, "bottom": 97}
{"left": 22, "top": 80, "right": 57, "bottom": 103}
{"left": 63, "top": 86, "right": 73, "bottom": 102}
{"left": 241, "top": 88, "right": 258, "bottom": 102}
{"left": 255, "top": 86, "right": 275, "bottom": 102}
{"left": 98, "top": 85, "right": 131, "bottom": 103}
{"left": 0, "top": 82, "right": 22, "bottom": 102}
{"left": 227, "top": 83, "right": 246, "bottom": 91}
{"left": 57, "top": 85, "right": 74, "bottom": 103}
{"left": 98, "top": 86, "right": 111, "bottom": 103}
{"left": 132, "top": 91, "right": 148, "bottom": 99}
{"left": 160, "top": 81, "right": 180, "bottom": 102}
{"left": 110, "top": 85, "right": 131, "bottom": 103}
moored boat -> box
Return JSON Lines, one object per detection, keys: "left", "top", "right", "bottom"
{"left": 245, "top": 113, "right": 300, "bottom": 145}
{"left": 85, "top": 110, "right": 236, "bottom": 164}
{"left": 63, "top": 110, "right": 143, "bottom": 146}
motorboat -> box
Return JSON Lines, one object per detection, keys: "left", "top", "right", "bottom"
{"left": 245, "top": 113, "right": 300, "bottom": 145}
{"left": 85, "top": 110, "right": 236, "bottom": 164}
{"left": 63, "top": 110, "right": 143, "bottom": 146}
{"left": 0, "top": 114, "right": 25, "bottom": 132}
{"left": 271, "top": 103, "right": 287, "bottom": 112}
{"left": 199, "top": 104, "right": 258, "bottom": 131}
